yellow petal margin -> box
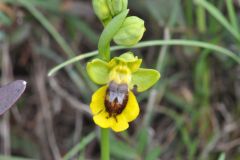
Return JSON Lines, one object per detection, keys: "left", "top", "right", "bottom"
{"left": 90, "top": 86, "right": 107, "bottom": 115}
{"left": 122, "top": 91, "right": 140, "bottom": 122}
{"left": 93, "top": 111, "right": 115, "bottom": 128}
{"left": 112, "top": 114, "right": 129, "bottom": 132}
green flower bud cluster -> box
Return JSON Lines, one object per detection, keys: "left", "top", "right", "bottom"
{"left": 93, "top": 0, "right": 128, "bottom": 25}
{"left": 92, "top": 0, "right": 145, "bottom": 47}
{"left": 92, "top": 0, "right": 112, "bottom": 25}
{"left": 107, "top": 0, "right": 128, "bottom": 17}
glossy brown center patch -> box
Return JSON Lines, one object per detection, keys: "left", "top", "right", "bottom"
{"left": 104, "top": 81, "right": 128, "bottom": 118}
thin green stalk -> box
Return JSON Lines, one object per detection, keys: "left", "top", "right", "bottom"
{"left": 186, "top": 0, "right": 193, "bottom": 26}
{"left": 156, "top": 29, "right": 171, "bottom": 72}
{"left": 101, "top": 128, "right": 110, "bottom": 160}
{"left": 3, "top": 0, "right": 59, "bottom": 11}
{"left": 35, "top": 46, "right": 92, "bottom": 99}
{"left": 196, "top": 4, "right": 206, "bottom": 33}
{"left": 0, "top": 156, "right": 34, "bottom": 160}
{"left": 48, "top": 39, "right": 240, "bottom": 76}
{"left": 48, "top": 50, "right": 97, "bottom": 76}
{"left": 226, "top": 0, "right": 239, "bottom": 33}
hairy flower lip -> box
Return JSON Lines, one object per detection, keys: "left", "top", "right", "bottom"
{"left": 90, "top": 85, "right": 139, "bottom": 132}
{"left": 105, "top": 81, "right": 128, "bottom": 118}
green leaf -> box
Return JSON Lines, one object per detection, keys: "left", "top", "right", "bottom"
{"left": 218, "top": 153, "right": 226, "bottom": 160}
{"left": 194, "top": 0, "right": 240, "bottom": 41}
{"left": 131, "top": 68, "right": 160, "bottom": 92}
{"left": 87, "top": 59, "right": 110, "bottom": 84}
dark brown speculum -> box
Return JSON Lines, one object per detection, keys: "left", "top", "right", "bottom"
{"left": 105, "top": 81, "right": 128, "bottom": 118}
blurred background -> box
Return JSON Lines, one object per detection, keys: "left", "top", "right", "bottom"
{"left": 0, "top": 0, "right": 240, "bottom": 159}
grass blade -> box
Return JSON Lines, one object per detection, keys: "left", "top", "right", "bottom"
{"left": 48, "top": 39, "right": 240, "bottom": 76}
{"left": 0, "top": 156, "right": 35, "bottom": 160}
{"left": 226, "top": 0, "right": 239, "bottom": 33}
{"left": 63, "top": 132, "right": 96, "bottom": 160}
{"left": 218, "top": 153, "right": 226, "bottom": 160}
{"left": 194, "top": 0, "right": 240, "bottom": 41}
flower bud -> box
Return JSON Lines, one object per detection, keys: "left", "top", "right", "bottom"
{"left": 113, "top": 16, "right": 146, "bottom": 46}
{"left": 92, "top": 0, "right": 112, "bottom": 25}
{"left": 107, "top": 0, "right": 128, "bottom": 16}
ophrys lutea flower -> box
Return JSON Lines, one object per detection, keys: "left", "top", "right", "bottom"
{"left": 87, "top": 52, "right": 160, "bottom": 132}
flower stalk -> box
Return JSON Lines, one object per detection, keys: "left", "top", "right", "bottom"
{"left": 101, "top": 128, "right": 110, "bottom": 160}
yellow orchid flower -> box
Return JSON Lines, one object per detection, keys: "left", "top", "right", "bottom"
{"left": 87, "top": 52, "right": 160, "bottom": 132}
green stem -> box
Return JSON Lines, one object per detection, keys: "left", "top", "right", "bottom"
{"left": 48, "top": 39, "right": 240, "bottom": 76}
{"left": 186, "top": 0, "right": 193, "bottom": 26}
{"left": 196, "top": 3, "right": 206, "bottom": 33}
{"left": 101, "top": 128, "right": 110, "bottom": 160}
{"left": 226, "top": 0, "right": 239, "bottom": 33}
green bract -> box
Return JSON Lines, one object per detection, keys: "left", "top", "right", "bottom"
{"left": 113, "top": 16, "right": 146, "bottom": 46}
{"left": 87, "top": 52, "right": 160, "bottom": 92}
{"left": 107, "top": 0, "right": 128, "bottom": 16}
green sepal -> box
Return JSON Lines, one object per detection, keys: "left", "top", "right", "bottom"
{"left": 118, "top": 52, "right": 139, "bottom": 62}
{"left": 107, "top": 0, "right": 128, "bottom": 16}
{"left": 130, "top": 68, "right": 160, "bottom": 92}
{"left": 86, "top": 59, "right": 110, "bottom": 85}
{"left": 109, "top": 52, "right": 142, "bottom": 72}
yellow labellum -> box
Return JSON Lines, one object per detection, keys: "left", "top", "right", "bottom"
{"left": 90, "top": 85, "right": 139, "bottom": 132}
